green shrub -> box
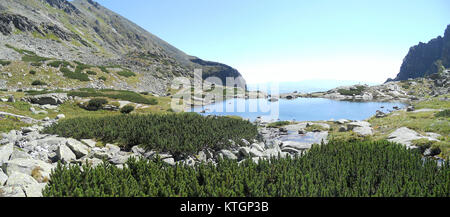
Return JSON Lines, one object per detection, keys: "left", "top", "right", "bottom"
{"left": 60, "top": 67, "right": 90, "bottom": 81}
{"left": 43, "top": 113, "right": 258, "bottom": 156}
{"left": 85, "top": 98, "right": 108, "bottom": 111}
{"left": 99, "top": 76, "right": 107, "bottom": 81}
{"left": 98, "top": 66, "right": 110, "bottom": 73}
{"left": 22, "top": 54, "right": 51, "bottom": 63}
{"left": 31, "top": 80, "right": 47, "bottom": 86}
{"left": 117, "top": 70, "right": 136, "bottom": 77}
{"left": 267, "top": 121, "right": 291, "bottom": 128}
{"left": 0, "top": 59, "right": 11, "bottom": 66}
{"left": 42, "top": 140, "right": 450, "bottom": 197}
{"left": 29, "top": 70, "right": 36, "bottom": 75}
{"left": 435, "top": 109, "right": 450, "bottom": 118}
{"left": 120, "top": 105, "right": 135, "bottom": 114}
{"left": 337, "top": 85, "right": 367, "bottom": 96}
{"left": 86, "top": 70, "right": 97, "bottom": 75}
{"left": 48, "top": 60, "right": 73, "bottom": 68}
{"left": 68, "top": 89, "right": 157, "bottom": 105}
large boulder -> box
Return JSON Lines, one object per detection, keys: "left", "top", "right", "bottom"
{"left": 388, "top": 127, "right": 437, "bottom": 147}
{"left": 0, "top": 143, "right": 13, "bottom": 164}
{"left": 3, "top": 158, "right": 55, "bottom": 180}
{"left": 353, "top": 126, "right": 373, "bottom": 136}
{"left": 66, "top": 138, "right": 89, "bottom": 158}
{"left": 56, "top": 144, "right": 76, "bottom": 163}
{"left": 219, "top": 150, "right": 237, "bottom": 160}
{"left": 5, "top": 172, "right": 38, "bottom": 187}
{"left": 24, "top": 93, "right": 68, "bottom": 105}
{"left": 0, "top": 168, "right": 8, "bottom": 186}
{"left": 0, "top": 186, "right": 26, "bottom": 197}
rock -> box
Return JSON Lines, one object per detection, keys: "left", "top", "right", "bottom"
{"left": 162, "top": 158, "right": 176, "bottom": 166}
{"left": 425, "top": 132, "right": 442, "bottom": 140}
{"left": 81, "top": 139, "right": 97, "bottom": 148}
{"left": 9, "top": 148, "right": 32, "bottom": 160}
{"left": 263, "top": 148, "right": 281, "bottom": 158}
{"left": 375, "top": 110, "right": 386, "bottom": 118}
{"left": 66, "top": 138, "right": 89, "bottom": 158}
{"left": 4, "top": 159, "right": 54, "bottom": 180}
{"left": 238, "top": 147, "right": 251, "bottom": 157}
{"left": 109, "top": 154, "right": 134, "bottom": 165}
{"left": 131, "top": 146, "right": 145, "bottom": 155}
{"left": 43, "top": 117, "right": 50, "bottom": 121}
{"left": 352, "top": 127, "right": 373, "bottom": 136}
{"left": 387, "top": 127, "right": 426, "bottom": 147}
{"left": 56, "top": 144, "right": 76, "bottom": 163}
{"left": 23, "top": 183, "right": 46, "bottom": 197}
{"left": 21, "top": 127, "right": 35, "bottom": 134}
{"left": 0, "top": 168, "right": 8, "bottom": 186}
{"left": 7, "top": 95, "right": 15, "bottom": 102}
{"left": 219, "top": 150, "right": 237, "bottom": 160}
{"left": 197, "top": 150, "right": 208, "bottom": 162}
{"left": 339, "top": 126, "right": 348, "bottom": 132}
{"left": 298, "top": 130, "right": 306, "bottom": 135}
{"left": 248, "top": 148, "right": 263, "bottom": 157}
{"left": 250, "top": 143, "right": 265, "bottom": 152}
{"left": 105, "top": 144, "right": 120, "bottom": 155}
{"left": 407, "top": 106, "right": 415, "bottom": 112}
{"left": 241, "top": 139, "right": 250, "bottom": 146}
{"left": 56, "top": 114, "right": 65, "bottom": 119}
{"left": 281, "top": 147, "right": 303, "bottom": 155}
{"left": 24, "top": 93, "right": 68, "bottom": 105}
{"left": 0, "top": 143, "right": 13, "bottom": 164}
{"left": 0, "top": 186, "right": 26, "bottom": 197}
{"left": 5, "top": 172, "right": 38, "bottom": 187}
{"left": 281, "top": 141, "right": 313, "bottom": 151}
{"left": 80, "top": 157, "right": 103, "bottom": 168}
{"left": 347, "top": 121, "right": 371, "bottom": 130}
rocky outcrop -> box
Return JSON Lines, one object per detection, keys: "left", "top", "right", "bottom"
{"left": 387, "top": 127, "right": 438, "bottom": 148}
{"left": 389, "top": 24, "right": 450, "bottom": 81}
{"left": 23, "top": 93, "right": 69, "bottom": 105}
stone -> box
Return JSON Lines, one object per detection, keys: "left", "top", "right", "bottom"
{"left": 387, "top": 127, "right": 425, "bottom": 147}
{"left": 219, "top": 149, "right": 237, "bottom": 160}
{"left": 131, "top": 146, "right": 145, "bottom": 155}
{"left": 81, "top": 139, "right": 97, "bottom": 148}
{"left": 109, "top": 154, "right": 134, "bottom": 165}
{"left": 23, "top": 183, "right": 46, "bottom": 197}
{"left": 5, "top": 172, "right": 38, "bottom": 187}
{"left": 281, "top": 141, "right": 313, "bottom": 151}
{"left": 7, "top": 95, "right": 15, "bottom": 102}
{"left": 248, "top": 148, "right": 263, "bottom": 157}
{"left": 375, "top": 110, "right": 386, "bottom": 118}
{"left": 238, "top": 147, "right": 251, "bottom": 157}
{"left": 66, "top": 138, "right": 89, "bottom": 158}
{"left": 24, "top": 93, "right": 68, "bottom": 105}
{"left": 352, "top": 127, "right": 373, "bottom": 136}
{"left": 0, "top": 168, "right": 8, "bottom": 186}
{"left": 339, "top": 126, "right": 347, "bottom": 132}
{"left": 347, "top": 121, "right": 371, "bottom": 130}
{"left": 407, "top": 106, "right": 415, "bottom": 112}
{"left": 162, "top": 158, "right": 176, "bottom": 166}
{"left": 9, "top": 148, "right": 33, "bottom": 160}
{"left": 0, "top": 143, "right": 13, "bottom": 164}
{"left": 56, "top": 114, "right": 65, "bottom": 119}
{"left": 106, "top": 144, "right": 120, "bottom": 155}
{"left": 0, "top": 186, "right": 26, "bottom": 197}
{"left": 250, "top": 143, "right": 265, "bottom": 152}
{"left": 56, "top": 144, "right": 76, "bottom": 163}
{"left": 4, "top": 159, "right": 54, "bottom": 180}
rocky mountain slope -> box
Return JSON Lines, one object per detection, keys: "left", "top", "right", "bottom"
{"left": 388, "top": 24, "right": 450, "bottom": 82}
{"left": 0, "top": 0, "right": 245, "bottom": 94}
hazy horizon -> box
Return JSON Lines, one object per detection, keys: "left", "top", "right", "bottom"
{"left": 94, "top": 0, "right": 450, "bottom": 84}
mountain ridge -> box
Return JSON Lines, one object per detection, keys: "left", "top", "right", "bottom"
{"left": 0, "top": 0, "right": 246, "bottom": 94}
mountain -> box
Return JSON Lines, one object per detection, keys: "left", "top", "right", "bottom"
{"left": 388, "top": 24, "right": 450, "bottom": 82}
{"left": 0, "top": 0, "right": 246, "bottom": 94}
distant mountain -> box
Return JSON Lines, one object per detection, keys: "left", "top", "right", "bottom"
{"left": 388, "top": 24, "right": 450, "bottom": 82}
{"left": 0, "top": 0, "right": 245, "bottom": 93}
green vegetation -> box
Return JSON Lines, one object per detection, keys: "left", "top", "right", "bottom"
{"left": 117, "top": 70, "right": 136, "bottom": 78}
{"left": 68, "top": 89, "right": 157, "bottom": 105}
{"left": 43, "top": 113, "right": 258, "bottom": 156}
{"left": 85, "top": 98, "right": 108, "bottom": 111}
{"left": 337, "top": 85, "right": 367, "bottom": 96}
{"left": 29, "top": 70, "right": 36, "bottom": 75}
{"left": 98, "top": 76, "right": 107, "bottom": 81}
{"left": 5, "top": 44, "right": 35, "bottom": 55}
{"left": 120, "top": 105, "right": 135, "bottom": 114}
{"left": 42, "top": 140, "right": 449, "bottom": 197}
{"left": 31, "top": 80, "right": 47, "bottom": 86}
{"left": 60, "top": 67, "right": 90, "bottom": 81}
{"left": 22, "top": 54, "right": 51, "bottom": 63}
{"left": 86, "top": 70, "right": 97, "bottom": 75}
{"left": 305, "top": 124, "right": 327, "bottom": 132}
{"left": 0, "top": 59, "right": 11, "bottom": 66}
{"left": 436, "top": 109, "right": 450, "bottom": 118}
{"left": 267, "top": 121, "right": 291, "bottom": 128}
{"left": 74, "top": 61, "right": 93, "bottom": 74}
{"left": 47, "top": 60, "right": 73, "bottom": 68}
{"left": 98, "top": 66, "right": 110, "bottom": 73}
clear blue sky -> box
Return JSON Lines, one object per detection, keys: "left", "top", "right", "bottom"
{"left": 95, "top": 0, "right": 450, "bottom": 84}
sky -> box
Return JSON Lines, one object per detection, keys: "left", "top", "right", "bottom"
{"left": 94, "top": 0, "right": 450, "bottom": 84}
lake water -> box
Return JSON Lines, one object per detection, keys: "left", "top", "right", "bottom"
{"left": 189, "top": 98, "right": 405, "bottom": 122}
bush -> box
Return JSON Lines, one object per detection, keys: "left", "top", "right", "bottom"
{"left": 43, "top": 113, "right": 258, "bottom": 156}
{"left": 48, "top": 60, "right": 73, "bottom": 68}
{"left": 435, "top": 109, "right": 450, "bottom": 118}
{"left": 42, "top": 140, "right": 450, "bottom": 197}
{"left": 337, "top": 85, "right": 367, "bottom": 96}
{"left": 68, "top": 89, "right": 157, "bottom": 105}
{"left": 117, "top": 70, "right": 136, "bottom": 77}
{"left": 120, "top": 105, "right": 135, "bottom": 114}
{"left": 22, "top": 54, "right": 51, "bottom": 63}
{"left": 0, "top": 59, "right": 11, "bottom": 66}
{"left": 29, "top": 70, "right": 36, "bottom": 75}
{"left": 85, "top": 98, "right": 108, "bottom": 111}
{"left": 267, "top": 121, "right": 290, "bottom": 128}
{"left": 31, "top": 80, "right": 47, "bottom": 86}
{"left": 98, "top": 66, "right": 110, "bottom": 73}
{"left": 98, "top": 76, "right": 107, "bottom": 81}
{"left": 86, "top": 70, "right": 97, "bottom": 75}
{"left": 61, "top": 67, "right": 90, "bottom": 81}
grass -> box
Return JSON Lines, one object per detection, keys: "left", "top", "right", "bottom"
{"left": 117, "top": 70, "right": 136, "bottom": 78}
{"left": 305, "top": 124, "right": 328, "bottom": 132}
{"left": 337, "top": 85, "right": 367, "bottom": 96}
{"left": 0, "top": 116, "right": 30, "bottom": 133}
{"left": 0, "top": 60, "right": 11, "bottom": 66}
{"left": 47, "top": 60, "right": 73, "bottom": 68}
{"left": 68, "top": 89, "right": 158, "bottom": 105}
{"left": 60, "top": 67, "right": 90, "bottom": 81}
